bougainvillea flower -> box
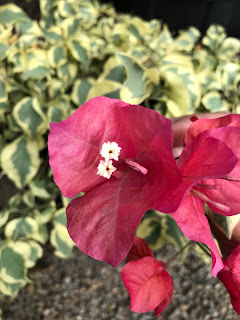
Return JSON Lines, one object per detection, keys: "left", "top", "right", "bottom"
{"left": 48, "top": 97, "right": 183, "bottom": 267}
{"left": 169, "top": 116, "right": 240, "bottom": 276}
{"left": 172, "top": 111, "right": 229, "bottom": 157}
{"left": 121, "top": 237, "right": 173, "bottom": 316}
{"left": 218, "top": 245, "right": 240, "bottom": 314}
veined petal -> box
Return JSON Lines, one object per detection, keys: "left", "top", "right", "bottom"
{"left": 126, "top": 237, "right": 154, "bottom": 263}
{"left": 121, "top": 257, "right": 173, "bottom": 314}
{"left": 171, "top": 193, "right": 223, "bottom": 277}
{"left": 67, "top": 177, "right": 156, "bottom": 267}
{"left": 187, "top": 127, "right": 240, "bottom": 216}
{"left": 218, "top": 270, "right": 240, "bottom": 315}
{"left": 185, "top": 114, "right": 240, "bottom": 145}
{"left": 48, "top": 96, "right": 182, "bottom": 199}
{"left": 178, "top": 132, "right": 238, "bottom": 180}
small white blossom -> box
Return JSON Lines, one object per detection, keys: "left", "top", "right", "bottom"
{"left": 97, "top": 160, "right": 116, "bottom": 179}
{"left": 100, "top": 141, "right": 121, "bottom": 161}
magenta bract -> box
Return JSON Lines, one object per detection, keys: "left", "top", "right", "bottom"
{"left": 121, "top": 237, "right": 173, "bottom": 316}
{"left": 218, "top": 245, "right": 240, "bottom": 314}
{"left": 170, "top": 116, "right": 240, "bottom": 277}
{"left": 48, "top": 97, "right": 183, "bottom": 267}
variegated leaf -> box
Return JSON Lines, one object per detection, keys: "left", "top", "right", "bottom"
{"left": 1, "top": 135, "right": 40, "bottom": 188}
{"left": 67, "top": 39, "right": 90, "bottom": 69}
{"left": 117, "top": 53, "right": 149, "bottom": 104}
{"left": 71, "top": 78, "right": 94, "bottom": 106}
{"left": 48, "top": 45, "right": 67, "bottom": 68}
{"left": 50, "top": 208, "right": 74, "bottom": 258}
{"left": 136, "top": 217, "right": 166, "bottom": 251}
{"left": 13, "top": 96, "right": 47, "bottom": 137}
{"left": 0, "top": 4, "right": 30, "bottom": 25}
{"left": 4, "top": 217, "right": 39, "bottom": 240}
{"left": 202, "top": 91, "right": 229, "bottom": 111}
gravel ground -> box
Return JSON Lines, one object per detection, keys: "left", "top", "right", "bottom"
{"left": 1, "top": 244, "right": 238, "bottom": 320}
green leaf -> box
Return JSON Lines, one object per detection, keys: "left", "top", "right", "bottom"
{"left": 4, "top": 217, "right": 39, "bottom": 240}
{"left": 13, "top": 97, "right": 47, "bottom": 137}
{"left": 87, "top": 80, "right": 121, "bottom": 101}
{"left": 58, "top": 1, "right": 75, "bottom": 17}
{"left": 202, "top": 91, "right": 229, "bottom": 111}
{"left": 0, "top": 80, "right": 7, "bottom": 103}
{"left": 39, "top": 201, "right": 56, "bottom": 224}
{"left": 0, "top": 4, "right": 30, "bottom": 25}
{"left": 67, "top": 39, "right": 90, "bottom": 69}
{"left": 0, "top": 278, "right": 26, "bottom": 297}
{"left": 22, "top": 190, "right": 35, "bottom": 208}
{"left": 101, "top": 56, "right": 126, "bottom": 84}
{"left": 202, "top": 24, "right": 226, "bottom": 51}
{"left": 23, "top": 64, "right": 49, "bottom": 80}
{"left": 71, "top": 79, "right": 93, "bottom": 105}
{"left": 1, "top": 135, "right": 40, "bottom": 188}
{"left": 53, "top": 208, "right": 67, "bottom": 226}
{"left": 0, "top": 208, "right": 9, "bottom": 228}
{"left": 117, "top": 53, "right": 149, "bottom": 104}
{"left": 221, "top": 63, "right": 239, "bottom": 90}
{"left": 0, "top": 246, "right": 25, "bottom": 282}
{"left": 48, "top": 45, "right": 67, "bottom": 68}
{"left": 0, "top": 43, "right": 9, "bottom": 60}
{"left": 29, "top": 179, "right": 51, "bottom": 199}
{"left": 50, "top": 224, "right": 74, "bottom": 258}
{"left": 162, "top": 215, "right": 188, "bottom": 251}
{"left": 25, "top": 240, "right": 43, "bottom": 268}
{"left": 136, "top": 217, "right": 166, "bottom": 251}
{"left": 57, "top": 62, "right": 78, "bottom": 82}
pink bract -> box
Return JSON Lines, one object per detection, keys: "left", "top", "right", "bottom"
{"left": 48, "top": 97, "right": 183, "bottom": 267}
{"left": 218, "top": 245, "right": 240, "bottom": 314}
{"left": 121, "top": 237, "right": 173, "bottom": 316}
{"left": 169, "top": 120, "right": 239, "bottom": 276}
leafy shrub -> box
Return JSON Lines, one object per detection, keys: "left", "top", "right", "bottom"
{"left": 0, "top": 0, "right": 239, "bottom": 306}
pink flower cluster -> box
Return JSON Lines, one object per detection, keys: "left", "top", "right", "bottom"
{"left": 48, "top": 97, "right": 240, "bottom": 316}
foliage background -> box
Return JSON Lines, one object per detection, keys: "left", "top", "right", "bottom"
{"left": 0, "top": 0, "right": 239, "bottom": 317}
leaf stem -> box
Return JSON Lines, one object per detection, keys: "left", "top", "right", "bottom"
{"left": 196, "top": 242, "right": 211, "bottom": 257}
{"left": 165, "top": 240, "right": 192, "bottom": 267}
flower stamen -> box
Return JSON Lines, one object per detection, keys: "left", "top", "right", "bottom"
{"left": 191, "top": 189, "right": 230, "bottom": 212}
{"left": 97, "top": 160, "right": 116, "bottom": 179}
{"left": 125, "top": 159, "right": 148, "bottom": 175}
{"left": 100, "top": 141, "right": 121, "bottom": 161}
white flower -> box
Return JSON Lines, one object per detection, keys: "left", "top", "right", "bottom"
{"left": 97, "top": 160, "right": 116, "bottom": 179}
{"left": 100, "top": 141, "right": 121, "bottom": 161}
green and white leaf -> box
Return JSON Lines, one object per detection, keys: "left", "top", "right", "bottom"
{"left": 25, "top": 240, "right": 43, "bottom": 268}
{"left": 50, "top": 208, "right": 74, "bottom": 258}
{"left": 0, "top": 208, "right": 10, "bottom": 228}
{"left": 4, "top": 217, "right": 39, "bottom": 241}
{"left": 71, "top": 78, "right": 94, "bottom": 105}
{"left": 57, "top": 62, "right": 78, "bottom": 82}
{"left": 48, "top": 45, "right": 67, "bottom": 68}
{"left": 117, "top": 53, "right": 149, "bottom": 104}
{"left": 13, "top": 96, "right": 48, "bottom": 137}
{"left": 29, "top": 179, "right": 51, "bottom": 200}
{"left": 136, "top": 217, "right": 166, "bottom": 251}
{"left": 39, "top": 201, "right": 56, "bottom": 224}
{"left": 0, "top": 80, "right": 7, "bottom": 103}
{"left": 0, "top": 245, "right": 26, "bottom": 285}
{"left": 67, "top": 38, "right": 90, "bottom": 69}
{"left": 202, "top": 91, "right": 229, "bottom": 111}
{"left": 87, "top": 79, "right": 121, "bottom": 100}
{"left": 0, "top": 4, "right": 30, "bottom": 25}
{"left": 1, "top": 135, "right": 40, "bottom": 188}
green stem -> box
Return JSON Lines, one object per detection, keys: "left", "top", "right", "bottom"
{"left": 165, "top": 240, "right": 192, "bottom": 267}
{"left": 196, "top": 242, "right": 211, "bottom": 257}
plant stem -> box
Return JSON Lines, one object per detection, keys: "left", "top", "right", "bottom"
{"left": 165, "top": 240, "right": 192, "bottom": 267}
{"left": 196, "top": 242, "right": 211, "bottom": 257}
